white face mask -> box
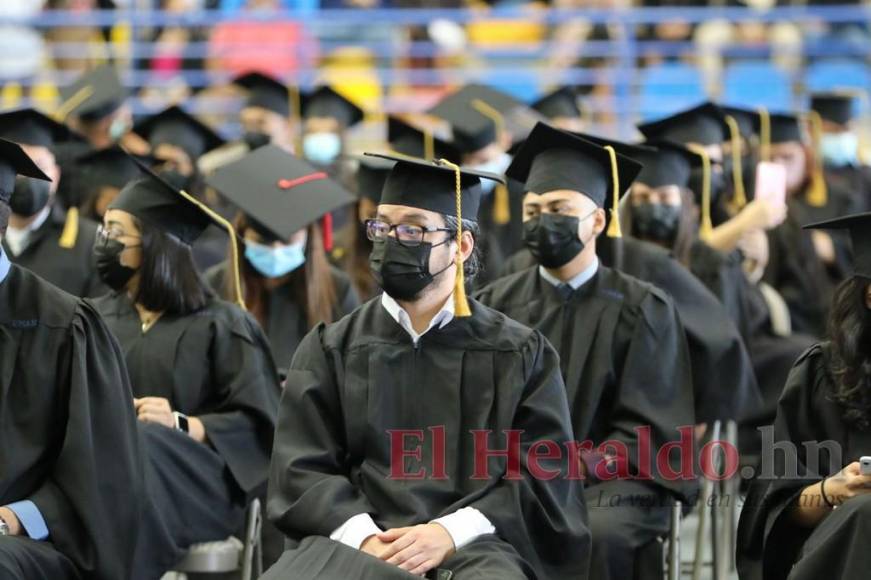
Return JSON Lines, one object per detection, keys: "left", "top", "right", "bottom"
{"left": 471, "top": 152, "right": 512, "bottom": 193}
{"left": 303, "top": 132, "right": 342, "bottom": 165}
{"left": 821, "top": 132, "right": 859, "bottom": 167}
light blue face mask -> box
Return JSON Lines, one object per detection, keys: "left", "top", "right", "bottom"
{"left": 821, "top": 131, "right": 859, "bottom": 167}
{"left": 471, "top": 152, "right": 512, "bottom": 194}
{"left": 303, "top": 132, "right": 342, "bottom": 165}
{"left": 245, "top": 240, "right": 306, "bottom": 278}
{"left": 109, "top": 117, "right": 130, "bottom": 142}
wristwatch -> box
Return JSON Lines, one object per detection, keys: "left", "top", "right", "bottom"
{"left": 0, "top": 514, "right": 9, "bottom": 536}
{"left": 173, "top": 411, "right": 190, "bottom": 434}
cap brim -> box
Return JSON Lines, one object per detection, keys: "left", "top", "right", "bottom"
{"left": 363, "top": 151, "right": 506, "bottom": 185}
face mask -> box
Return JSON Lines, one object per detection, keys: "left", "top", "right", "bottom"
{"left": 243, "top": 131, "right": 271, "bottom": 151}
{"left": 303, "top": 132, "right": 342, "bottom": 165}
{"left": 523, "top": 213, "right": 591, "bottom": 269}
{"left": 245, "top": 240, "right": 306, "bottom": 278}
{"left": 821, "top": 132, "right": 859, "bottom": 167}
{"left": 632, "top": 202, "right": 681, "bottom": 245}
{"left": 369, "top": 236, "right": 453, "bottom": 302}
{"left": 471, "top": 152, "right": 512, "bottom": 194}
{"left": 109, "top": 117, "right": 129, "bottom": 142}
{"left": 94, "top": 237, "right": 137, "bottom": 291}
{"left": 688, "top": 167, "right": 725, "bottom": 202}
{"left": 10, "top": 176, "right": 51, "bottom": 217}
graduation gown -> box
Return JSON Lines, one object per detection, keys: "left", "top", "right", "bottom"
{"left": 824, "top": 163, "right": 871, "bottom": 212}
{"left": 266, "top": 298, "right": 590, "bottom": 580}
{"left": 475, "top": 179, "right": 526, "bottom": 288}
{"left": 92, "top": 292, "right": 280, "bottom": 497}
{"left": 0, "top": 262, "right": 142, "bottom": 580}
{"left": 498, "top": 238, "right": 761, "bottom": 424}
{"left": 2, "top": 206, "right": 105, "bottom": 298}
{"left": 204, "top": 262, "right": 360, "bottom": 372}
{"left": 476, "top": 265, "right": 696, "bottom": 580}
{"left": 737, "top": 343, "right": 871, "bottom": 580}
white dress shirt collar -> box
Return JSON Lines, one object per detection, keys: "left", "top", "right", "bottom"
{"left": 381, "top": 292, "right": 455, "bottom": 345}
{"left": 539, "top": 256, "right": 599, "bottom": 291}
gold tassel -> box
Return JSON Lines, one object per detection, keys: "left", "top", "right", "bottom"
{"left": 437, "top": 158, "right": 472, "bottom": 318}
{"left": 471, "top": 98, "right": 511, "bottom": 226}
{"left": 757, "top": 107, "right": 771, "bottom": 163}
{"left": 687, "top": 144, "right": 713, "bottom": 242}
{"left": 54, "top": 86, "right": 94, "bottom": 122}
{"left": 178, "top": 189, "right": 247, "bottom": 311}
{"left": 290, "top": 85, "right": 303, "bottom": 154}
{"left": 805, "top": 110, "right": 828, "bottom": 207}
{"left": 603, "top": 145, "right": 622, "bottom": 238}
{"left": 423, "top": 129, "right": 435, "bottom": 160}
{"left": 725, "top": 115, "right": 747, "bottom": 210}
{"left": 58, "top": 207, "right": 79, "bottom": 249}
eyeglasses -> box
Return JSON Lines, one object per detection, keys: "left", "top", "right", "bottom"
{"left": 97, "top": 224, "right": 141, "bottom": 243}
{"left": 365, "top": 219, "right": 453, "bottom": 248}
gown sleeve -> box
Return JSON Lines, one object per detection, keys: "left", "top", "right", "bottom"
{"left": 198, "top": 310, "right": 280, "bottom": 496}
{"left": 455, "top": 330, "right": 591, "bottom": 580}
{"left": 737, "top": 344, "right": 831, "bottom": 580}
{"left": 29, "top": 300, "right": 143, "bottom": 580}
{"left": 267, "top": 324, "right": 381, "bottom": 538}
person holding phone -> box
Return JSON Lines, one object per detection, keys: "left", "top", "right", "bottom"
{"left": 739, "top": 211, "right": 871, "bottom": 580}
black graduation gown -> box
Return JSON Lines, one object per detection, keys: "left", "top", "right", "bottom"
{"left": 204, "top": 262, "right": 360, "bottom": 372}
{"left": 0, "top": 263, "right": 142, "bottom": 580}
{"left": 475, "top": 179, "right": 526, "bottom": 288}
{"left": 498, "top": 238, "right": 761, "bottom": 424}
{"left": 825, "top": 163, "right": 871, "bottom": 212}
{"left": 476, "top": 265, "right": 697, "bottom": 580}
{"left": 737, "top": 343, "right": 871, "bottom": 580}
{"left": 2, "top": 206, "right": 105, "bottom": 298}
{"left": 266, "top": 298, "right": 590, "bottom": 580}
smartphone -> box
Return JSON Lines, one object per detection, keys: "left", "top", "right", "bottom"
{"left": 860, "top": 456, "right": 871, "bottom": 475}
{"left": 754, "top": 161, "right": 787, "bottom": 209}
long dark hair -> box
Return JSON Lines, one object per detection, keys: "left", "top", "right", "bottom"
{"left": 132, "top": 217, "right": 213, "bottom": 315}
{"left": 827, "top": 276, "right": 871, "bottom": 430}
{"left": 620, "top": 187, "right": 698, "bottom": 266}
{"left": 225, "top": 214, "right": 338, "bottom": 329}
{"left": 345, "top": 205, "right": 378, "bottom": 301}
{"left": 0, "top": 201, "right": 10, "bottom": 235}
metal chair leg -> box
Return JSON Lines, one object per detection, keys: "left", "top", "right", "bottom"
{"left": 692, "top": 420, "right": 721, "bottom": 580}
{"left": 726, "top": 420, "right": 739, "bottom": 574}
{"left": 241, "top": 498, "right": 263, "bottom": 580}
{"left": 667, "top": 501, "right": 682, "bottom": 580}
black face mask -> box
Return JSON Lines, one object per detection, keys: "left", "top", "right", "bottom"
{"left": 94, "top": 237, "right": 137, "bottom": 291}
{"left": 10, "top": 177, "right": 51, "bottom": 217}
{"left": 688, "top": 167, "right": 725, "bottom": 203}
{"left": 632, "top": 202, "right": 681, "bottom": 245}
{"left": 243, "top": 131, "right": 271, "bottom": 151}
{"left": 523, "top": 214, "right": 585, "bottom": 269}
{"left": 369, "top": 237, "right": 452, "bottom": 302}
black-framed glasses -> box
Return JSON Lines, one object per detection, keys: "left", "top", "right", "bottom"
{"left": 365, "top": 219, "right": 453, "bottom": 247}
{"left": 97, "top": 224, "right": 142, "bottom": 243}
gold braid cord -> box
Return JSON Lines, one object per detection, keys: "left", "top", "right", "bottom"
{"left": 436, "top": 158, "right": 472, "bottom": 318}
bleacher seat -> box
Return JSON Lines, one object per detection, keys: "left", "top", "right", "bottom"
{"left": 638, "top": 62, "right": 707, "bottom": 121}
{"left": 805, "top": 58, "right": 871, "bottom": 93}
{"left": 722, "top": 60, "right": 794, "bottom": 110}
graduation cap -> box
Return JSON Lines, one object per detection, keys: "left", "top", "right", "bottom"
{"left": 531, "top": 87, "right": 584, "bottom": 120}
{"left": 507, "top": 122, "right": 642, "bottom": 238}
{"left": 387, "top": 116, "right": 459, "bottom": 161}
{"left": 721, "top": 107, "right": 760, "bottom": 209}
{"left": 429, "top": 84, "right": 544, "bottom": 154}
{"left": 353, "top": 155, "right": 395, "bottom": 203}
{"left": 300, "top": 86, "right": 364, "bottom": 128}
{"left": 632, "top": 140, "right": 701, "bottom": 190}
{"left": 722, "top": 106, "right": 759, "bottom": 140}
{"left": 74, "top": 146, "right": 155, "bottom": 190}
{"left": 755, "top": 112, "right": 803, "bottom": 145}
{"left": 0, "top": 108, "right": 72, "bottom": 149}
{"left": 58, "top": 65, "right": 127, "bottom": 122}
{"left": 804, "top": 212, "right": 871, "bottom": 279}
{"left": 365, "top": 151, "right": 506, "bottom": 317}
{"left": 206, "top": 145, "right": 355, "bottom": 244}
{"left": 233, "top": 71, "right": 292, "bottom": 118}
{"left": 0, "top": 138, "right": 51, "bottom": 205}
{"left": 638, "top": 102, "right": 729, "bottom": 146}
{"left": 811, "top": 92, "right": 858, "bottom": 126}
{"left": 133, "top": 105, "right": 226, "bottom": 163}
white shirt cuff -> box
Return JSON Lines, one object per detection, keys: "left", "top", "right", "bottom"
{"left": 431, "top": 507, "right": 495, "bottom": 550}
{"left": 329, "top": 513, "right": 382, "bottom": 550}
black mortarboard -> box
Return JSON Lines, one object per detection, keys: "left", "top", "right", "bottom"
{"left": 635, "top": 140, "right": 701, "bottom": 189}
{"left": 75, "top": 146, "right": 155, "bottom": 190}
{"left": 638, "top": 102, "right": 729, "bottom": 146}
{"left": 804, "top": 212, "right": 871, "bottom": 279}
{"left": 757, "top": 112, "right": 804, "bottom": 144}
{"left": 233, "top": 72, "right": 291, "bottom": 118}
{"left": 365, "top": 152, "right": 505, "bottom": 220}
{"left": 300, "top": 86, "right": 364, "bottom": 128}
{"left": 109, "top": 156, "right": 217, "bottom": 244}
{"left": 387, "top": 116, "right": 459, "bottom": 161}
{"left": 354, "top": 155, "right": 395, "bottom": 203}
{"left": 0, "top": 108, "right": 72, "bottom": 148}
{"left": 722, "top": 106, "right": 759, "bottom": 140}
{"left": 133, "top": 105, "right": 226, "bottom": 162}
{"left": 0, "top": 138, "right": 51, "bottom": 204}
{"left": 531, "top": 87, "right": 584, "bottom": 120}
{"left": 506, "top": 122, "right": 642, "bottom": 208}
{"left": 429, "top": 84, "right": 544, "bottom": 154}
{"left": 206, "top": 145, "right": 355, "bottom": 242}
{"left": 811, "top": 92, "right": 857, "bottom": 126}
{"left": 58, "top": 65, "right": 127, "bottom": 121}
